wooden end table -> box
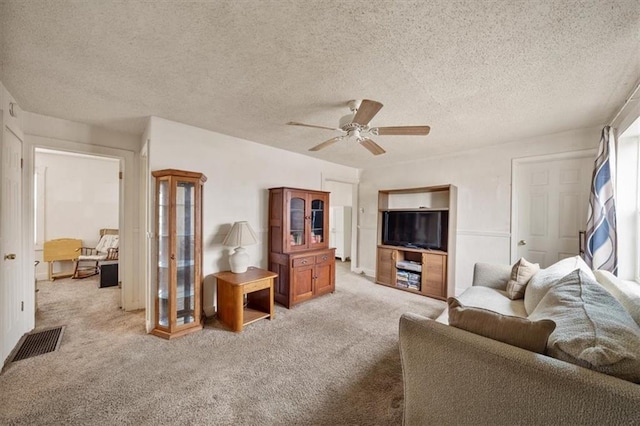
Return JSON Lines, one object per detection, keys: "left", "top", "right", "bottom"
{"left": 214, "top": 267, "right": 277, "bottom": 332}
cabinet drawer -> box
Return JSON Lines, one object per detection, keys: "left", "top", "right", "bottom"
{"left": 292, "top": 256, "right": 315, "bottom": 267}
{"left": 242, "top": 278, "right": 272, "bottom": 294}
{"left": 315, "top": 252, "right": 332, "bottom": 264}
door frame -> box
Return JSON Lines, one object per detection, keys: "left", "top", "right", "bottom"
{"left": 25, "top": 135, "right": 141, "bottom": 312}
{"left": 510, "top": 149, "right": 596, "bottom": 263}
{"left": 321, "top": 175, "right": 359, "bottom": 271}
{"left": 2, "top": 124, "right": 25, "bottom": 364}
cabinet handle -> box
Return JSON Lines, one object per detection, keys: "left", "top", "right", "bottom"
{"left": 322, "top": 256, "right": 327, "bottom": 260}
{"left": 301, "top": 260, "right": 307, "bottom": 264}
{"left": 171, "top": 254, "right": 175, "bottom": 260}
{"left": 9, "top": 102, "right": 17, "bottom": 118}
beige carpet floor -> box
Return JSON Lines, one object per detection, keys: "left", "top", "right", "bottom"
{"left": 0, "top": 262, "right": 445, "bottom": 425}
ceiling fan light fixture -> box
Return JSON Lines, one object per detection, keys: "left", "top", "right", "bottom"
{"left": 339, "top": 114, "right": 355, "bottom": 129}
{"left": 287, "top": 99, "right": 430, "bottom": 155}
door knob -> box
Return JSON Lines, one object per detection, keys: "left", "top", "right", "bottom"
{"left": 4, "top": 253, "right": 16, "bottom": 260}
{"left": 518, "top": 240, "right": 527, "bottom": 246}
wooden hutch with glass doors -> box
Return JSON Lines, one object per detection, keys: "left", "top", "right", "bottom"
{"left": 268, "top": 187, "right": 335, "bottom": 308}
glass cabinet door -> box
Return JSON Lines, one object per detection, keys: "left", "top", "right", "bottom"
{"left": 289, "top": 196, "right": 306, "bottom": 247}
{"left": 310, "top": 197, "right": 325, "bottom": 245}
{"left": 157, "top": 178, "right": 170, "bottom": 327}
{"left": 175, "top": 180, "right": 196, "bottom": 326}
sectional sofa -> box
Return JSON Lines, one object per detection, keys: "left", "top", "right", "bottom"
{"left": 399, "top": 256, "right": 640, "bottom": 425}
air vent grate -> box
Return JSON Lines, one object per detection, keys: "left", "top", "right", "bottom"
{"left": 11, "top": 326, "right": 65, "bottom": 362}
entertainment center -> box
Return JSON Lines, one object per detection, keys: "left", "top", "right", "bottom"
{"left": 375, "top": 185, "right": 457, "bottom": 300}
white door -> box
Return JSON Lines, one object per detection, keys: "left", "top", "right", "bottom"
{"left": 329, "top": 207, "right": 336, "bottom": 249}
{"left": 1, "top": 127, "right": 23, "bottom": 362}
{"left": 513, "top": 153, "right": 593, "bottom": 268}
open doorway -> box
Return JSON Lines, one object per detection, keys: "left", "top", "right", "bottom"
{"left": 323, "top": 177, "right": 358, "bottom": 272}
{"left": 34, "top": 148, "right": 121, "bottom": 314}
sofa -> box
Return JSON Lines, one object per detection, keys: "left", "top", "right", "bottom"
{"left": 399, "top": 256, "right": 640, "bottom": 425}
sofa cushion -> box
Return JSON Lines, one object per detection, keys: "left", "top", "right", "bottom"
{"left": 593, "top": 270, "right": 640, "bottom": 327}
{"left": 524, "top": 256, "right": 595, "bottom": 314}
{"left": 529, "top": 269, "right": 640, "bottom": 383}
{"left": 506, "top": 258, "right": 539, "bottom": 300}
{"left": 447, "top": 298, "right": 556, "bottom": 354}
{"left": 436, "top": 286, "right": 528, "bottom": 324}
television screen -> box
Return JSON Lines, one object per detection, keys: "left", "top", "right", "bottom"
{"left": 382, "top": 210, "right": 448, "bottom": 251}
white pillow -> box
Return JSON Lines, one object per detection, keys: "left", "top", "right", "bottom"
{"left": 529, "top": 269, "right": 640, "bottom": 383}
{"left": 593, "top": 270, "right": 640, "bottom": 327}
{"left": 523, "top": 256, "right": 595, "bottom": 315}
{"left": 95, "top": 234, "right": 119, "bottom": 253}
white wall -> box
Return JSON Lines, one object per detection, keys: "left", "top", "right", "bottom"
{"left": 358, "top": 127, "right": 601, "bottom": 294}
{"left": 324, "top": 180, "right": 353, "bottom": 206}
{"left": 147, "top": 116, "right": 359, "bottom": 317}
{"left": 34, "top": 150, "right": 119, "bottom": 279}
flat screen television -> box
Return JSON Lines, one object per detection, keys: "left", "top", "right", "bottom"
{"left": 382, "top": 210, "right": 448, "bottom": 251}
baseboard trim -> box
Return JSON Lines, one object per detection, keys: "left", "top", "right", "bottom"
{"left": 354, "top": 268, "right": 375, "bottom": 278}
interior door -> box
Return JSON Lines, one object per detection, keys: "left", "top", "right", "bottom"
{"left": 329, "top": 206, "right": 336, "bottom": 249}
{"left": 513, "top": 154, "right": 593, "bottom": 267}
{"left": 2, "top": 126, "right": 23, "bottom": 362}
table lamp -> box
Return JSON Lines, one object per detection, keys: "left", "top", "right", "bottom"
{"left": 222, "top": 221, "right": 258, "bottom": 273}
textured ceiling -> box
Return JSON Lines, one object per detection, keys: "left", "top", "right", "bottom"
{"left": 1, "top": 0, "right": 639, "bottom": 169}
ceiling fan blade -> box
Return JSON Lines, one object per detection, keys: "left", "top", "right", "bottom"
{"left": 309, "top": 136, "right": 344, "bottom": 152}
{"left": 359, "top": 138, "right": 386, "bottom": 155}
{"left": 287, "top": 121, "right": 341, "bottom": 131}
{"left": 375, "top": 126, "right": 431, "bottom": 136}
{"left": 352, "top": 99, "right": 383, "bottom": 126}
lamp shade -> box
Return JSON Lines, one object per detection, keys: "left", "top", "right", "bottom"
{"left": 222, "top": 221, "right": 258, "bottom": 247}
{"left": 222, "top": 221, "right": 258, "bottom": 273}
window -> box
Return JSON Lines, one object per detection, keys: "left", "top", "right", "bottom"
{"left": 617, "top": 116, "right": 640, "bottom": 282}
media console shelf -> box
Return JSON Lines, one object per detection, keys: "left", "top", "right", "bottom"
{"left": 376, "top": 185, "right": 457, "bottom": 300}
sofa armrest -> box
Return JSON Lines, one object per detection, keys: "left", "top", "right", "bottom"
{"left": 399, "top": 313, "right": 640, "bottom": 425}
{"left": 472, "top": 262, "right": 511, "bottom": 290}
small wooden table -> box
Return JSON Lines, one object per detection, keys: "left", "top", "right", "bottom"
{"left": 214, "top": 267, "right": 277, "bottom": 332}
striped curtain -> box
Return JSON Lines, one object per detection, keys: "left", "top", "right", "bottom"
{"left": 585, "top": 126, "right": 617, "bottom": 274}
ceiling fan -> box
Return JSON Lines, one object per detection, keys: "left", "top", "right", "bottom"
{"left": 287, "top": 99, "right": 430, "bottom": 155}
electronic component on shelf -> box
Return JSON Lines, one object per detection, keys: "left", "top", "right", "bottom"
{"left": 396, "top": 260, "right": 422, "bottom": 272}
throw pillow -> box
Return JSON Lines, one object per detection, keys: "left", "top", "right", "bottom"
{"left": 593, "top": 270, "right": 640, "bottom": 327}
{"left": 523, "top": 255, "right": 595, "bottom": 314}
{"left": 447, "top": 297, "right": 555, "bottom": 354}
{"left": 505, "top": 258, "right": 540, "bottom": 300}
{"left": 529, "top": 269, "right": 640, "bottom": 383}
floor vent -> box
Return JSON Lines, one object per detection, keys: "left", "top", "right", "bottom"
{"left": 11, "top": 326, "right": 65, "bottom": 362}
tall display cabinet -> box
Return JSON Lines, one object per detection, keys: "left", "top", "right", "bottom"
{"left": 151, "top": 169, "right": 206, "bottom": 339}
{"left": 268, "top": 187, "right": 335, "bottom": 308}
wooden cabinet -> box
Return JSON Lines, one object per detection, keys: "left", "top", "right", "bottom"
{"left": 422, "top": 251, "right": 447, "bottom": 297}
{"left": 377, "top": 246, "right": 448, "bottom": 300}
{"left": 268, "top": 187, "right": 335, "bottom": 308}
{"left": 151, "top": 169, "right": 206, "bottom": 339}
{"left": 376, "top": 247, "right": 395, "bottom": 286}
{"left": 375, "top": 185, "right": 457, "bottom": 300}
{"left": 269, "top": 187, "right": 329, "bottom": 253}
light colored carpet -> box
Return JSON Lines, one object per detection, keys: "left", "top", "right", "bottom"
{"left": 0, "top": 262, "right": 445, "bottom": 425}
